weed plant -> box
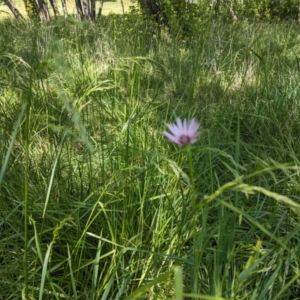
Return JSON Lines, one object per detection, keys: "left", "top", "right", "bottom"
{"left": 1, "top": 14, "right": 300, "bottom": 299}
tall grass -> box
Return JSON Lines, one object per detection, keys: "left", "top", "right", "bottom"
{"left": 1, "top": 14, "right": 300, "bottom": 299}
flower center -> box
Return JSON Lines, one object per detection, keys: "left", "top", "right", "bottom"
{"left": 179, "top": 135, "right": 191, "bottom": 145}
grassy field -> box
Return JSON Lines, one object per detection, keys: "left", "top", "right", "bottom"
{"left": 0, "top": 0, "right": 135, "bottom": 18}
{"left": 1, "top": 7, "right": 300, "bottom": 300}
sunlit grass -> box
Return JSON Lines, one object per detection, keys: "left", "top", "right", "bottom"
{"left": 0, "top": 0, "right": 136, "bottom": 19}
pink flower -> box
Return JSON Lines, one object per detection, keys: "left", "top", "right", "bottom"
{"left": 163, "top": 118, "right": 200, "bottom": 146}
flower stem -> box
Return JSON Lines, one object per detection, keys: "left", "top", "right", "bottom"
{"left": 186, "top": 144, "right": 198, "bottom": 293}
{"left": 186, "top": 144, "right": 196, "bottom": 211}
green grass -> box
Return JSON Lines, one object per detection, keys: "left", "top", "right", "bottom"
{"left": 1, "top": 12, "right": 300, "bottom": 299}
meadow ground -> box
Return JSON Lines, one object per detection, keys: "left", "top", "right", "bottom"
{"left": 1, "top": 7, "right": 300, "bottom": 300}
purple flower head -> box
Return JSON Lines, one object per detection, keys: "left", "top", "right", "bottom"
{"left": 163, "top": 117, "right": 200, "bottom": 146}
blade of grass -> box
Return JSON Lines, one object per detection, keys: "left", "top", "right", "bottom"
{"left": 39, "top": 241, "right": 54, "bottom": 300}
{"left": 0, "top": 103, "right": 26, "bottom": 188}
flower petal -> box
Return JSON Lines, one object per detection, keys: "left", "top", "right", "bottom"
{"left": 163, "top": 131, "right": 181, "bottom": 145}
{"left": 187, "top": 118, "right": 200, "bottom": 137}
{"left": 176, "top": 118, "right": 183, "bottom": 131}
{"left": 183, "top": 119, "right": 188, "bottom": 135}
{"left": 167, "top": 123, "right": 180, "bottom": 136}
